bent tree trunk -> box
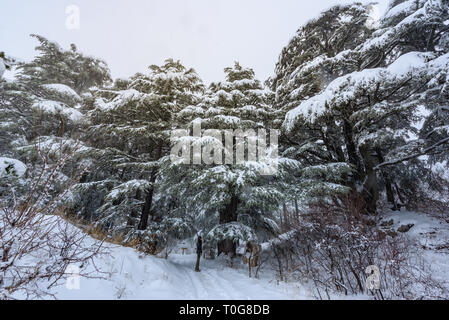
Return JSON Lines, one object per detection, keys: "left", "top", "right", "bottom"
{"left": 375, "top": 148, "right": 398, "bottom": 211}
{"left": 217, "top": 194, "right": 239, "bottom": 257}
{"left": 137, "top": 146, "right": 162, "bottom": 230}
{"left": 360, "top": 146, "right": 379, "bottom": 215}
{"left": 137, "top": 179, "right": 155, "bottom": 230}
{"left": 343, "top": 119, "right": 362, "bottom": 181}
{"left": 342, "top": 119, "right": 379, "bottom": 214}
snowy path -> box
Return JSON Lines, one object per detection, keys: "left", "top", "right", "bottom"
{"left": 50, "top": 210, "right": 449, "bottom": 300}
{"left": 13, "top": 211, "right": 449, "bottom": 300}
{"left": 13, "top": 210, "right": 449, "bottom": 300}
{"left": 51, "top": 245, "right": 310, "bottom": 300}
{"left": 164, "top": 255, "right": 308, "bottom": 300}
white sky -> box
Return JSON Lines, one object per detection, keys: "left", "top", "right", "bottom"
{"left": 1, "top": 0, "right": 388, "bottom": 84}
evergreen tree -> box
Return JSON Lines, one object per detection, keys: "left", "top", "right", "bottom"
{"left": 277, "top": 0, "right": 449, "bottom": 213}
{"left": 18, "top": 35, "right": 110, "bottom": 94}
{"left": 271, "top": 3, "right": 374, "bottom": 212}
{"left": 0, "top": 35, "right": 111, "bottom": 204}
{"left": 160, "top": 62, "right": 297, "bottom": 255}
{"left": 73, "top": 59, "right": 204, "bottom": 237}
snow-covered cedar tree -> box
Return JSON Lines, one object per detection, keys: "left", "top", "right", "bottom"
{"left": 14, "top": 35, "right": 110, "bottom": 138}
{"left": 1, "top": 35, "right": 111, "bottom": 206}
{"left": 0, "top": 60, "right": 34, "bottom": 156}
{"left": 71, "top": 59, "right": 204, "bottom": 243}
{"left": 275, "top": 0, "right": 449, "bottom": 213}
{"left": 0, "top": 52, "right": 28, "bottom": 155}
{"left": 159, "top": 62, "right": 300, "bottom": 256}
{"left": 270, "top": 3, "right": 374, "bottom": 212}
{"left": 272, "top": 3, "right": 375, "bottom": 113}
{"left": 18, "top": 35, "right": 111, "bottom": 94}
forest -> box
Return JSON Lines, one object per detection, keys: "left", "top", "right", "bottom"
{"left": 1, "top": 0, "right": 449, "bottom": 300}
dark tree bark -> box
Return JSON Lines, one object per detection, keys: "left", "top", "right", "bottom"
{"left": 360, "top": 146, "right": 379, "bottom": 215}
{"left": 195, "top": 237, "right": 202, "bottom": 272}
{"left": 137, "top": 179, "right": 155, "bottom": 230}
{"left": 282, "top": 203, "right": 288, "bottom": 229}
{"left": 342, "top": 118, "right": 363, "bottom": 180}
{"left": 195, "top": 253, "right": 201, "bottom": 272}
{"left": 342, "top": 118, "right": 379, "bottom": 214}
{"left": 375, "top": 148, "right": 398, "bottom": 211}
{"left": 217, "top": 194, "right": 239, "bottom": 257}
{"left": 137, "top": 146, "right": 162, "bottom": 231}
{"left": 294, "top": 199, "right": 299, "bottom": 220}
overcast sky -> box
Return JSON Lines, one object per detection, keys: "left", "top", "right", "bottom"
{"left": 1, "top": 0, "right": 388, "bottom": 83}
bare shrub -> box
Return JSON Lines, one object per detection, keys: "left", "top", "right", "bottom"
{"left": 268, "top": 195, "right": 448, "bottom": 299}
{"left": 0, "top": 137, "right": 106, "bottom": 299}
{"left": 396, "top": 172, "right": 449, "bottom": 216}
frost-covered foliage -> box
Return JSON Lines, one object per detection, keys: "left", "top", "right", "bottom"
{"left": 1, "top": 2, "right": 449, "bottom": 300}
{"left": 206, "top": 222, "right": 257, "bottom": 245}
{"left": 269, "top": 200, "right": 448, "bottom": 299}
{"left": 0, "top": 157, "right": 27, "bottom": 177}
{"left": 1, "top": 35, "right": 111, "bottom": 206}
{"left": 0, "top": 51, "right": 17, "bottom": 79}
{"left": 159, "top": 62, "right": 295, "bottom": 255}
{"left": 272, "top": 3, "right": 374, "bottom": 112}
{"left": 0, "top": 143, "right": 105, "bottom": 300}
{"left": 70, "top": 59, "right": 204, "bottom": 241}
{"left": 17, "top": 35, "right": 110, "bottom": 94}
{"left": 13, "top": 35, "right": 110, "bottom": 139}
{"left": 0, "top": 57, "right": 5, "bottom": 79}
{"left": 273, "top": 0, "right": 449, "bottom": 213}
{"left": 0, "top": 157, "right": 28, "bottom": 208}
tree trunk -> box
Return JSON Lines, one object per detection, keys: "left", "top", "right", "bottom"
{"left": 375, "top": 148, "right": 398, "bottom": 211}
{"left": 282, "top": 203, "right": 288, "bottom": 229}
{"left": 342, "top": 119, "right": 378, "bottom": 214}
{"left": 394, "top": 182, "right": 407, "bottom": 209}
{"left": 137, "top": 182, "right": 155, "bottom": 230}
{"left": 137, "top": 146, "right": 162, "bottom": 230}
{"left": 294, "top": 199, "right": 299, "bottom": 220}
{"left": 217, "top": 194, "right": 239, "bottom": 257}
{"left": 343, "top": 119, "right": 363, "bottom": 180}
{"left": 360, "top": 146, "right": 379, "bottom": 215}
{"left": 195, "top": 253, "right": 201, "bottom": 272}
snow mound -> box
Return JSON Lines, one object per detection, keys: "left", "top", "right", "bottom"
{"left": 0, "top": 157, "right": 27, "bottom": 177}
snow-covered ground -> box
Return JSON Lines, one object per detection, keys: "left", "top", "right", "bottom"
{"left": 50, "top": 245, "right": 310, "bottom": 300}
{"left": 9, "top": 210, "right": 449, "bottom": 300}
{"left": 5, "top": 211, "right": 312, "bottom": 300}
{"left": 380, "top": 210, "right": 449, "bottom": 288}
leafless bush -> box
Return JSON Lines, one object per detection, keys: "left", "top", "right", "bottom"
{"left": 268, "top": 196, "right": 448, "bottom": 300}
{"left": 397, "top": 172, "right": 449, "bottom": 216}
{"left": 0, "top": 137, "right": 106, "bottom": 299}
